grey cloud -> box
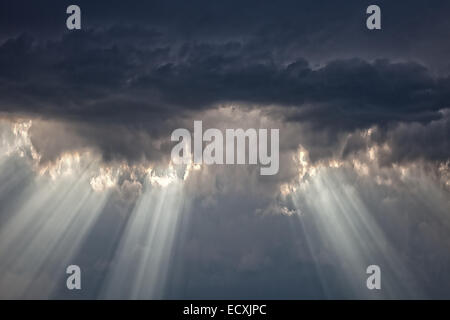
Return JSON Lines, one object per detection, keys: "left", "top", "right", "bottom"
{"left": 0, "top": 29, "right": 449, "bottom": 167}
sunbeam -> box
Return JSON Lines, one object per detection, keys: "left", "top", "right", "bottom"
{"left": 0, "top": 157, "right": 111, "bottom": 299}
{"left": 100, "top": 176, "right": 190, "bottom": 299}
{"left": 290, "top": 167, "right": 424, "bottom": 299}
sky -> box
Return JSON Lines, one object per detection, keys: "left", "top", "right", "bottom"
{"left": 0, "top": 0, "right": 449, "bottom": 299}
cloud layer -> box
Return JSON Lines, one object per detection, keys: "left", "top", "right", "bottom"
{"left": 0, "top": 0, "right": 449, "bottom": 299}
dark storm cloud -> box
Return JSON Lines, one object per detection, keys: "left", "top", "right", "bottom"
{"left": 0, "top": 25, "right": 449, "bottom": 165}
{"left": 0, "top": 0, "right": 449, "bottom": 166}
{"left": 2, "top": 0, "right": 450, "bottom": 69}
{"left": 1, "top": 30, "right": 449, "bottom": 121}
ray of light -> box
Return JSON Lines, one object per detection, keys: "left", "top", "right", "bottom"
{"left": 100, "top": 178, "right": 190, "bottom": 299}
{"left": 291, "top": 167, "right": 423, "bottom": 299}
{"left": 0, "top": 159, "right": 111, "bottom": 299}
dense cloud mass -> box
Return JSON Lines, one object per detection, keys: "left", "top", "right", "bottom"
{"left": 0, "top": 30, "right": 449, "bottom": 165}
{"left": 0, "top": 0, "right": 449, "bottom": 299}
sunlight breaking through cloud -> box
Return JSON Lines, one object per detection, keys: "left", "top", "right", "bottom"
{"left": 0, "top": 161, "right": 111, "bottom": 298}
{"left": 290, "top": 168, "right": 419, "bottom": 298}
{"left": 0, "top": 114, "right": 449, "bottom": 298}
{"left": 100, "top": 179, "right": 190, "bottom": 299}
